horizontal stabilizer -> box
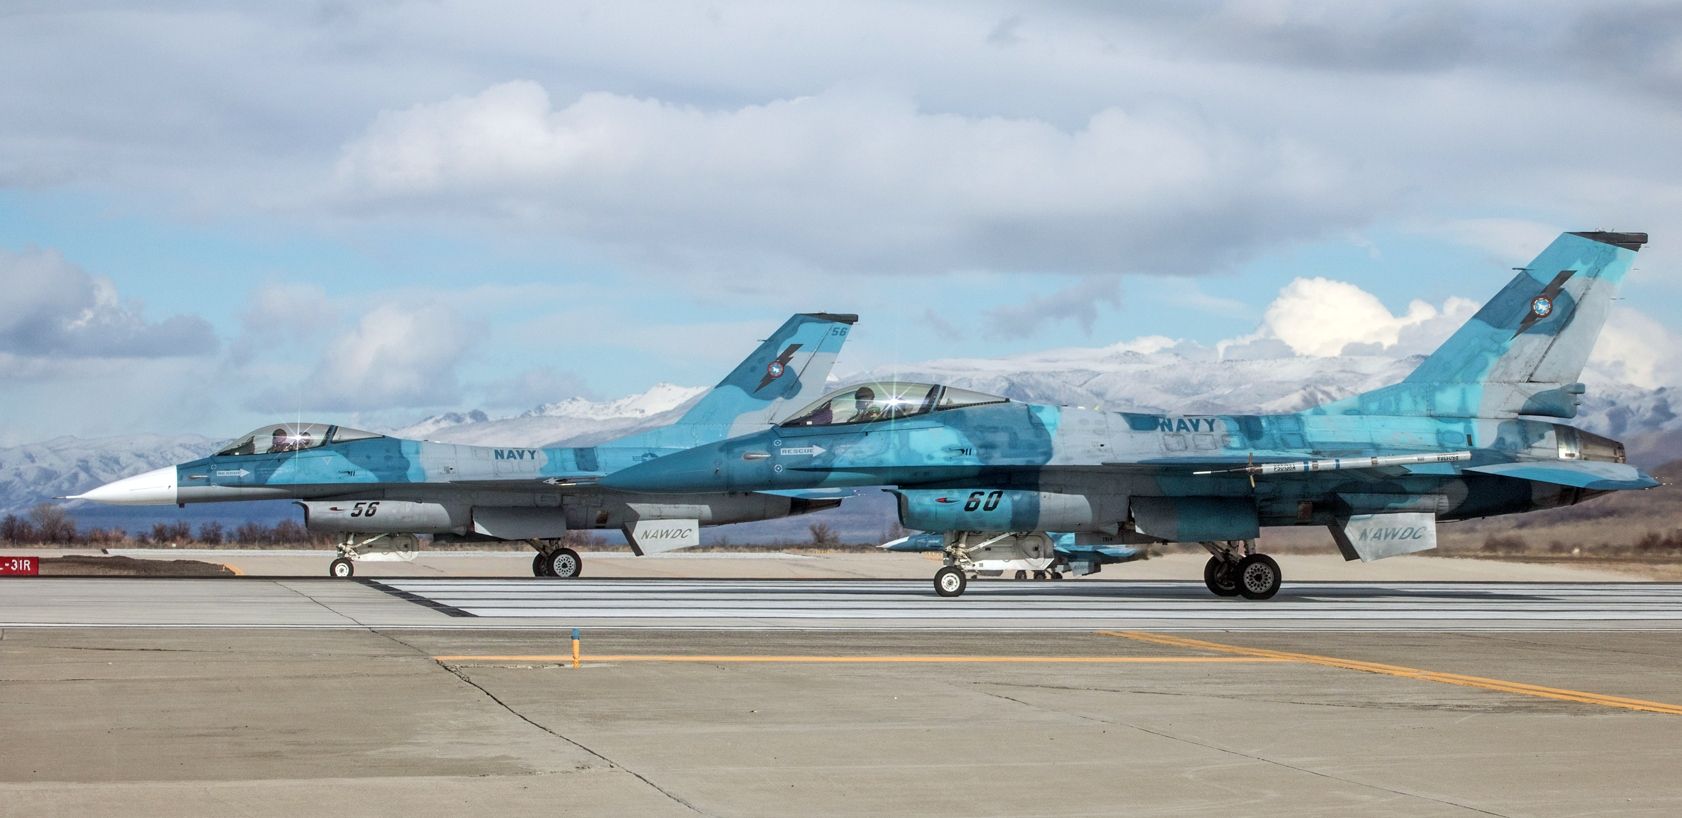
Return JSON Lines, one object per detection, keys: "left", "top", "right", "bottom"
{"left": 1465, "top": 461, "right": 1659, "bottom": 491}
{"left": 1330, "top": 512, "right": 1437, "bottom": 562}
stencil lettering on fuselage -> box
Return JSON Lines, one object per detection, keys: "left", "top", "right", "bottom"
{"left": 493, "top": 449, "right": 540, "bottom": 461}
{"left": 1156, "top": 417, "right": 1219, "bottom": 433}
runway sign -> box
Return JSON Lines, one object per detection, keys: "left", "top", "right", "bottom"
{"left": 0, "top": 556, "right": 39, "bottom": 576}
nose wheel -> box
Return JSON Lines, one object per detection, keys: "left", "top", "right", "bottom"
{"left": 329, "top": 558, "right": 354, "bottom": 578}
{"left": 934, "top": 566, "right": 968, "bottom": 597}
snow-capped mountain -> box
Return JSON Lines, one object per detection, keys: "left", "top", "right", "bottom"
{"left": 389, "top": 383, "right": 706, "bottom": 447}
{"left": 0, "top": 434, "right": 215, "bottom": 515}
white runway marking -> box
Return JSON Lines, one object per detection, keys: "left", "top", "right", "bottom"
{"left": 370, "top": 579, "right": 1682, "bottom": 628}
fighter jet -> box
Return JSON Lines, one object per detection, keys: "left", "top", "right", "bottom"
{"left": 70, "top": 313, "right": 857, "bottom": 577}
{"left": 601, "top": 232, "right": 1659, "bottom": 599}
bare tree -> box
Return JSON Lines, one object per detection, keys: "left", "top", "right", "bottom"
{"left": 808, "top": 521, "right": 838, "bottom": 546}
{"left": 0, "top": 514, "right": 35, "bottom": 544}
{"left": 30, "top": 503, "right": 78, "bottom": 544}
{"left": 198, "top": 521, "right": 225, "bottom": 546}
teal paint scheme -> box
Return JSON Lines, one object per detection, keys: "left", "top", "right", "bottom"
{"left": 78, "top": 313, "right": 859, "bottom": 542}
{"left": 603, "top": 233, "right": 1660, "bottom": 555}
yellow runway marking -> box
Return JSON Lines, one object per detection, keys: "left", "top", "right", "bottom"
{"left": 434, "top": 654, "right": 1289, "bottom": 665}
{"left": 1101, "top": 631, "right": 1682, "bottom": 717}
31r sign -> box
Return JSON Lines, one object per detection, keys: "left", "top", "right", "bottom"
{"left": 0, "top": 556, "right": 39, "bottom": 576}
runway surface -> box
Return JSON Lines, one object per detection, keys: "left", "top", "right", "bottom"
{"left": 6, "top": 577, "right": 1682, "bottom": 629}
{"left": 8, "top": 577, "right": 1682, "bottom": 816}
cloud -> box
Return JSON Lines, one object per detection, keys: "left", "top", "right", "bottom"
{"left": 1247, "top": 276, "right": 1476, "bottom": 357}
{"left": 266, "top": 303, "right": 476, "bottom": 412}
{"left": 333, "top": 81, "right": 1371, "bottom": 277}
{"left": 0, "top": 247, "right": 218, "bottom": 359}
{"left": 983, "top": 278, "right": 1124, "bottom": 339}
{"left": 1588, "top": 306, "right": 1682, "bottom": 389}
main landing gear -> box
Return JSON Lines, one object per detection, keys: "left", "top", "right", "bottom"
{"left": 529, "top": 542, "right": 582, "bottom": 578}
{"left": 1201, "top": 540, "right": 1281, "bottom": 600}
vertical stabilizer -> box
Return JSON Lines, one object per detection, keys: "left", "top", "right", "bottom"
{"left": 617, "top": 312, "right": 856, "bottom": 448}
{"left": 1326, "top": 231, "right": 1644, "bottom": 418}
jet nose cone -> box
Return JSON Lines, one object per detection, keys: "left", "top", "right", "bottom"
{"left": 69, "top": 466, "right": 179, "bottom": 505}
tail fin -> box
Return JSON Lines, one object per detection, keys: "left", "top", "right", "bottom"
{"left": 1329, "top": 231, "right": 1645, "bottom": 418}
{"left": 618, "top": 312, "right": 856, "bottom": 447}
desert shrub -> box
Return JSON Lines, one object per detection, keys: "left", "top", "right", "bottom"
{"left": 1482, "top": 534, "right": 1528, "bottom": 554}
{"left": 197, "top": 521, "right": 225, "bottom": 546}
{"left": 808, "top": 521, "right": 838, "bottom": 546}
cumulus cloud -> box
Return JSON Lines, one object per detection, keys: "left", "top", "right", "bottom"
{"left": 1247, "top": 277, "right": 1476, "bottom": 357}
{"left": 333, "top": 81, "right": 1370, "bottom": 276}
{"left": 267, "top": 304, "right": 475, "bottom": 412}
{"left": 1588, "top": 307, "right": 1682, "bottom": 389}
{"left": 0, "top": 248, "right": 218, "bottom": 359}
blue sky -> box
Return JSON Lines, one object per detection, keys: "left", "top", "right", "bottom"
{"left": 3, "top": 2, "right": 1681, "bottom": 445}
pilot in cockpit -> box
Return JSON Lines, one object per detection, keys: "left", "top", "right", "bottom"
{"left": 266, "top": 429, "right": 290, "bottom": 453}
{"left": 853, "top": 386, "right": 883, "bottom": 423}
{"left": 295, "top": 431, "right": 312, "bottom": 450}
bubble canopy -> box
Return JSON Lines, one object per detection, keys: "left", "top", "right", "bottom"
{"left": 779, "top": 382, "right": 1009, "bottom": 427}
{"left": 215, "top": 423, "right": 386, "bottom": 456}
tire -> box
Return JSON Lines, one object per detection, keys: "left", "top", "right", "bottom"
{"left": 934, "top": 566, "right": 967, "bottom": 598}
{"left": 532, "top": 553, "right": 552, "bottom": 577}
{"left": 1013, "top": 570, "right": 1027, "bottom": 581}
{"left": 329, "top": 558, "right": 354, "bottom": 579}
{"left": 547, "top": 547, "right": 582, "bottom": 579}
{"left": 1203, "top": 556, "right": 1239, "bottom": 597}
{"left": 1235, "top": 554, "right": 1282, "bottom": 600}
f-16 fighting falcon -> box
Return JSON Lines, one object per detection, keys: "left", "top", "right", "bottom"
{"left": 70, "top": 313, "right": 857, "bottom": 577}
{"left": 602, "top": 232, "right": 1660, "bottom": 599}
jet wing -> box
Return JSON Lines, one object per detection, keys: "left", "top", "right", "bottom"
{"left": 1463, "top": 461, "right": 1659, "bottom": 491}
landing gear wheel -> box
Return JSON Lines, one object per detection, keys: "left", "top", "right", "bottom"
{"left": 934, "top": 566, "right": 967, "bottom": 598}
{"left": 1203, "top": 556, "right": 1239, "bottom": 597}
{"left": 1013, "top": 570, "right": 1028, "bottom": 580}
{"left": 532, "top": 553, "right": 553, "bottom": 577}
{"left": 1049, "top": 571, "right": 1064, "bottom": 580}
{"left": 329, "top": 558, "right": 354, "bottom": 579}
{"left": 546, "top": 547, "right": 582, "bottom": 579}
{"left": 1236, "top": 554, "right": 1282, "bottom": 600}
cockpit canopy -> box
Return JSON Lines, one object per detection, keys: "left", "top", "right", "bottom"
{"left": 779, "top": 382, "right": 1009, "bottom": 427}
{"left": 214, "top": 423, "right": 385, "bottom": 457}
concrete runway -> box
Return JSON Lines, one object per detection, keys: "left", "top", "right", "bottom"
{"left": 5, "top": 576, "right": 1682, "bottom": 630}
{"left": 5, "top": 577, "right": 1682, "bottom": 816}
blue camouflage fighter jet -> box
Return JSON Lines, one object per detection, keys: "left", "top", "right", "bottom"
{"left": 71, "top": 313, "right": 857, "bottom": 577}
{"left": 602, "top": 232, "right": 1661, "bottom": 599}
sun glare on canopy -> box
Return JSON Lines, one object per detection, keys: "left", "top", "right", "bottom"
{"left": 214, "top": 423, "right": 385, "bottom": 456}
{"left": 780, "top": 382, "right": 1008, "bottom": 427}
